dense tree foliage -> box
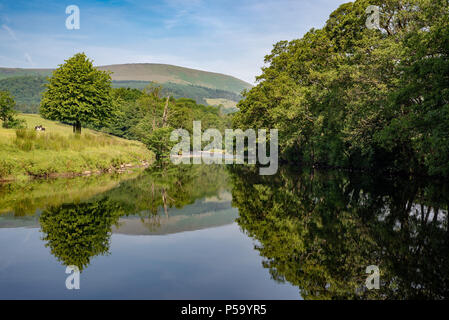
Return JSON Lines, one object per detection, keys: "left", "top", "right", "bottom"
{"left": 0, "top": 77, "right": 241, "bottom": 114}
{"left": 2, "top": 53, "right": 232, "bottom": 160}
{"left": 97, "top": 85, "right": 230, "bottom": 159}
{"left": 0, "top": 90, "right": 25, "bottom": 128}
{"left": 40, "top": 53, "right": 114, "bottom": 134}
{"left": 229, "top": 165, "right": 449, "bottom": 299}
{"left": 112, "top": 81, "right": 242, "bottom": 106}
{"left": 0, "top": 76, "right": 46, "bottom": 112}
{"left": 234, "top": 0, "right": 449, "bottom": 176}
{"left": 0, "top": 90, "right": 15, "bottom": 125}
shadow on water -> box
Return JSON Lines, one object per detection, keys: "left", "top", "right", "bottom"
{"left": 228, "top": 165, "right": 449, "bottom": 299}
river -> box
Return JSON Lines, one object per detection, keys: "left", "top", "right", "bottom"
{"left": 0, "top": 164, "right": 448, "bottom": 299}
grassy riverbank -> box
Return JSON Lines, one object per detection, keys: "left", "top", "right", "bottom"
{"left": 0, "top": 114, "right": 153, "bottom": 181}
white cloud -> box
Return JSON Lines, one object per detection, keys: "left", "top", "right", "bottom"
{"left": 2, "top": 24, "right": 17, "bottom": 40}
{"left": 0, "top": 0, "right": 349, "bottom": 84}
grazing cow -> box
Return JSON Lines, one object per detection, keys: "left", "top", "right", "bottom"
{"left": 35, "top": 125, "right": 46, "bottom": 131}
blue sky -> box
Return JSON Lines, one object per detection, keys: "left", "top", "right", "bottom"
{"left": 0, "top": 0, "right": 348, "bottom": 84}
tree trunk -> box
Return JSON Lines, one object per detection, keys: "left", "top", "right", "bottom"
{"left": 74, "top": 121, "right": 81, "bottom": 134}
{"left": 162, "top": 96, "right": 170, "bottom": 127}
{"left": 152, "top": 103, "right": 156, "bottom": 131}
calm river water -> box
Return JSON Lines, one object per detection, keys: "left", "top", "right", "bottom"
{"left": 0, "top": 164, "right": 448, "bottom": 299}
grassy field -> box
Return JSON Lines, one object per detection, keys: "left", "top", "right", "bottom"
{"left": 0, "top": 114, "right": 153, "bottom": 180}
{"left": 205, "top": 98, "right": 239, "bottom": 112}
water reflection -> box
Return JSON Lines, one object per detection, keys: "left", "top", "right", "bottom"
{"left": 229, "top": 166, "right": 449, "bottom": 299}
{"left": 0, "top": 164, "right": 234, "bottom": 273}
{"left": 40, "top": 199, "right": 123, "bottom": 271}
{"left": 42, "top": 164, "right": 231, "bottom": 271}
{"left": 1, "top": 163, "right": 448, "bottom": 299}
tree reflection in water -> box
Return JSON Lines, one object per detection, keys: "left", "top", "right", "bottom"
{"left": 39, "top": 164, "right": 229, "bottom": 271}
{"left": 229, "top": 165, "right": 449, "bottom": 299}
{"left": 40, "top": 199, "right": 123, "bottom": 271}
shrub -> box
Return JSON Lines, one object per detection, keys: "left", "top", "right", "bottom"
{"left": 0, "top": 160, "right": 13, "bottom": 178}
{"left": 3, "top": 117, "right": 26, "bottom": 129}
{"left": 15, "top": 128, "right": 37, "bottom": 140}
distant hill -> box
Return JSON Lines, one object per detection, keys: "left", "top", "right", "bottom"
{"left": 97, "top": 64, "right": 252, "bottom": 94}
{"left": 0, "top": 63, "right": 251, "bottom": 113}
{"left": 112, "top": 80, "right": 241, "bottom": 107}
{"left": 0, "top": 76, "right": 243, "bottom": 113}
{"left": 0, "top": 68, "right": 52, "bottom": 80}
{"left": 0, "top": 63, "right": 252, "bottom": 94}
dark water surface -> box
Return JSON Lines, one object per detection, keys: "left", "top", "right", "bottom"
{"left": 1, "top": 164, "right": 448, "bottom": 299}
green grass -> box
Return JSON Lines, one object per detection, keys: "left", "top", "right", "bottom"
{"left": 205, "top": 98, "right": 239, "bottom": 113}
{"left": 0, "top": 114, "right": 153, "bottom": 180}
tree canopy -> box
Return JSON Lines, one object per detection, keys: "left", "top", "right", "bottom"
{"left": 96, "top": 84, "right": 230, "bottom": 159}
{"left": 233, "top": 0, "right": 449, "bottom": 177}
{"left": 0, "top": 90, "right": 15, "bottom": 124}
{"left": 0, "top": 90, "right": 24, "bottom": 129}
{"left": 40, "top": 53, "right": 114, "bottom": 134}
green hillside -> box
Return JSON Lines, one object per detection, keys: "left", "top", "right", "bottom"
{"left": 0, "top": 63, "right": 252, "bottom": 94}
{"left": 0, "top": 68, "right": 52, "bottom": 80}
{"left": 0, "top": 63, "right": 251, "bottom": 113}
{"left": 111, "top": 80, "right": 242, "bottom": 105}
{"left": 97, "top": 63, "right": 252, "bottom": 94}
{"left": 0, "top": 76, "right": 243, "bottom": 113}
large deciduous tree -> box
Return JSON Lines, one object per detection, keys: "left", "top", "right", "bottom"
{"left": 40, "top": 53, "right": 114, "bottom": 134}
{"left": 233, "top": 0, "right": 449, "bottom": 177}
